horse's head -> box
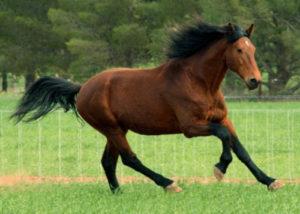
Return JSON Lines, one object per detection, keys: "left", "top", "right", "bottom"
{"left": 225, "top": 24, "right": 262, "bottom": 90}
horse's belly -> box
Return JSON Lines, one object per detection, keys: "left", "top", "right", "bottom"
{"left": 117, "top": 111, "right": 181, "bottom": 135}
{"left": 129, "top": 125, "right": 181, "bottom": 135}
{"left": 128, "top": 122, "right": 181, "bottom": 135}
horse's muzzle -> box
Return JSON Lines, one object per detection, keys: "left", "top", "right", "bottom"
{"left": 246, "top": 78, "right": 260, "bottom": 90}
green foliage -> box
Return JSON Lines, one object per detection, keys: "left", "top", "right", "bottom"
{"left": 48, "top": 8, "right": 84, "bottom": 40}
{"left": 0, "top": 0, "right": 299, "bottom": 94}
{"left": 136, "top": 1, "right": 164, "bottom": 30}
{"left": 160, "top": 0, "right": 201, "bottom": 23}
{"left": 95, "top": 0, "right": 135, "bottom": 27}
{"left": 148, "top": 28, "right": 169, "bottom": 62}
{"left": 112, "top": 24, "right": 148, "bottom": 66}
{"left": 0, "top": 0, "right": 68, "bottom": 88}
{"left": 67, "top": 38, "right": 109, "bottom": 79}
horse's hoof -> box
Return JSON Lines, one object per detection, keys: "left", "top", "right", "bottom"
{"left": 164, "top": 182, "right": 182, "bottom": 193}
{"left": 214, "top": 166, "right": 224, "bottom": 181}
{"left": 268, "top": 180, "right": 285, "bottom": 191}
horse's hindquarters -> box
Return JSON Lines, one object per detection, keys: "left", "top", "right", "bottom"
{"left": 76, "top": 68, "right": 181, "bottom": 135}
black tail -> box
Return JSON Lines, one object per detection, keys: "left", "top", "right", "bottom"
{"left": 11, "top": 77, "right": 81, "bottom": 123}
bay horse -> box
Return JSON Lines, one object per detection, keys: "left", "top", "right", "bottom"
{"left": 12, "top": 22, "right": 283, "bottom": 193}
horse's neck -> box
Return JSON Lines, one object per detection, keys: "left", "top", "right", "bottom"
{"left": 187, "top": 39, "right": 228, "bottom": 94}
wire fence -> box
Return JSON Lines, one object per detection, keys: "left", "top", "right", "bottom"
{"left": 225, "top": 95, "right": 300, "bottom": 101}
{"left": 0, "top": 109, "right": 299, "bottom": 183}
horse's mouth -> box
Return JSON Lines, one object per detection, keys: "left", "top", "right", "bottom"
{"left": 246, "top": 79, "right": 260, "bottom": 90}
{"left": 246, "top": 83, "right": 258, "bottom": 90}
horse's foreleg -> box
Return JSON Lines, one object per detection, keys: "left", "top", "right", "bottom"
{"left": 101, "top": 142, "right": 120, "bottom": 193}
{"left": 108, "top": 131, "right": 181, "bottom": 192}
{"left": 214, "top": 140, "right": 232, "bottom": 181}
{"left": 209, "top": 122, "right": 233, "bottom": 180}
{"left": 212, "top": 119, "right": 283, "bottom": 190}
{"left": 212, "top": 119, "right": 236, "bottom": 180}
{"left": 230, "top": 135, "right": 283, "bottom": 190}
{"left": 180, "top": 120, "right": 232, "bottom": 179}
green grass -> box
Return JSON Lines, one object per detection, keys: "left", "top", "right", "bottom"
{"left": 1, "top": 183, "right": 300, "bottom": 214}
{"left": 0, "top": 93, "right": 299, "bottom": 180}
{"left": 1, "top": 93, "right": 300, "bottom": 213}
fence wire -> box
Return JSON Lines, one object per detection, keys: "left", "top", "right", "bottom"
{"left": 0, "top": 109, "right": 299, "bottom": 182}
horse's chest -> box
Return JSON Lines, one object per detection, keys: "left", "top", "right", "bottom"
{"left": 189, "top": 96, "right": 227, "bottom": 123}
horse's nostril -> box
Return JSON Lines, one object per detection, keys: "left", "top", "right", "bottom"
{"left": 247, "top": 78, "right": 259, "bottom": 90}
{"left": 250, "top": 78, "right": 258, "bottom": 85}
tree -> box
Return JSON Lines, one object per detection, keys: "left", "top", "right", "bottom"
{"left": 66, "top": 38, "right": 109, "bottom": 80}
{"left": 0, "top": 0, "right": 69, "bottom": 89}
{"left": 0, "top": 0, "right": 299, "bottom": 95}
{"left": 0, "top": 55, "right": 8, "bottom": 91}
{"left": 112, "top": 24, "right": 148, "bottom": 66}
{"left": 252, "top": 0, "right": 300, "bottom": 94}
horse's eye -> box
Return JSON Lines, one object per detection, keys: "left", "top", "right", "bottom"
{"left": 237, "top": 48, "right": 243, "bottom": 53}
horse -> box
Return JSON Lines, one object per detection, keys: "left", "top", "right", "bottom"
{"left": 11, "top": 22, "right": 283, "bottom": 193}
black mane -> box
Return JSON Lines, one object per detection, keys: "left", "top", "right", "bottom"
{"left": 167, "top": 22, "right": 248, "bottom": 59}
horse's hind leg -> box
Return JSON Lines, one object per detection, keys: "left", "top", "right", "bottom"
{"left": 107, "top": 130, "right": 181, "bottom": 192}
{"left": 101, "top": 142, "right": 120, "bottom": 193}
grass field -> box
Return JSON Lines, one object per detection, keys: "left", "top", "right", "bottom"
{"left": 1, "top": 183, "right": 300, "bottom": 214}
{"left": 1, "top": 93, "right": 300, "bottom": 213}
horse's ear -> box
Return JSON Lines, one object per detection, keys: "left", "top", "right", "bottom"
{"left": 227, "top": 22, "right": 234, "bottom": 35}
{"left": 246, "top": 24, "right": 254, "bottom": 37}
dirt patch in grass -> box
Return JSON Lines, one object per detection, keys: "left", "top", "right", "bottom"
{"left": 0, "top": 175, "right": 299, "bottom": 186}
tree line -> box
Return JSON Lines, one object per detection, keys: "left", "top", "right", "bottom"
{"left": 0, "top": 0, "right": 299, "bottom": 95}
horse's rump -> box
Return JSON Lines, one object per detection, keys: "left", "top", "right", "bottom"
{"left": 76, "top": 67, "right": 180, "bottom": 135}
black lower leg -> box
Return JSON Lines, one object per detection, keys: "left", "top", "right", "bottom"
{"left": 211, "top": 123, "right": 233, "bottom": 174}
{"left": 121, "top": 152, "right": 173, "bottom": 187}
{"left": 215, "top": 141, "right": 233, "bottom": 174}
{"left": 231, "top": 136, "right": 275, "bottom": 186}
{"left": 101, "top": 146, "right": 120, "bottom": 192}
